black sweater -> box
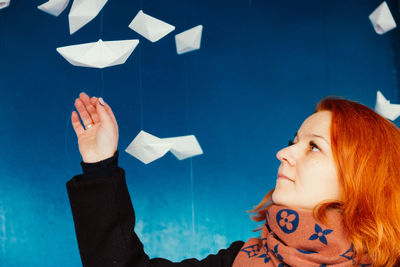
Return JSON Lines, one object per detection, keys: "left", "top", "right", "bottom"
{"left": 66, "top": 151, "right": 244, "bottom": 267}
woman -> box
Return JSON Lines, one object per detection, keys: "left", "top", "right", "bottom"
{"left": 67, "top": 92, "right": 400, "bottom": 266}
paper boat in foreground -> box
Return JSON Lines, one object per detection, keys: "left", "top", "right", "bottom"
{"left": 56, "top": 39, "right": 139, "bottom": 68}
{"left": 125, "top": 130, "right": 203, "bottom": 164}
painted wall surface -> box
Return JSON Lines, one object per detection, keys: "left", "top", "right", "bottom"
{"left": 0, "top": 0, "right": 399, "bottom": 266}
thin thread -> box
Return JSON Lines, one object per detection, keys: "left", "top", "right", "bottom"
{"left": 65, "top": 8, "right": 105, "bottom": 175}
{"left": 190, "top": 158, "right": 195, "bottom": 239}
{"left": 64, "top": 104, "right": 74, "bottom": 179}
{"left": 138, "top": 45, "right": 144, "bottom": 130}
{"left": 65, "top": 8, "right": 105, "bottom": 178}
{"left": 323, "top": 0, "right": 330, "bottom": 93}
{"left": 249, "top": 0, "right": 252, "bottom": 7}
{"left": 0, "top": 205, "right": 6, "bottom": 255}
{"left": 390, "top": 0, "right": 400, "bottom": 103}
{"left": 183, "top": 45, "right": 196, "bottom": 251}
{"left": 138, "top": 0, "right": 144, "bottom": 129}
{"left": 0, "top": 13, "right": 4, "bottom": 48}
{"left": 100, "top": 10, "right": 103, "bottom": 38}
{"left": 100, "top": 69, "right": 105, "bottom": 96}
{"left": 100, "top": 10, "right": 105, "bottom": 97}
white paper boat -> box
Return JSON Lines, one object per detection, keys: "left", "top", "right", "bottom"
{"left": 56, "top": 39, "right": 139, "bottom": 68}
{"left": 38, "top": 0, "right": 70, "bottom": 17}
{"left": 175, "top": 25, "right": 203, "bottom": 55}
{"left": 0, "top": 0, "right": 10, "bottom": 10}
{"left": 128, "top": 10, "right": 175, "bottom": 42}
{"left": 125, "top": 130, "right": 203, "bottom": 164}
{"left": 374, "top": 90, "right": 400, "bottom": 121}
{"left": 369, "top": 1, "right": 397, "bottom": 35}
{"left": 68, "top": 0, "right": 108, "bottom": 35}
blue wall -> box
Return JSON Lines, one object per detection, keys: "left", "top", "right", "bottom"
{"left": 0, "top": 0, "right": 399, "bottom": 266}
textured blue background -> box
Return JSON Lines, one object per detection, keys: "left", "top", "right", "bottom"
{"left": 0, "top": 0, "right": 399, "bottom": 266}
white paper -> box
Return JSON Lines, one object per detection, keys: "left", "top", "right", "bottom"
{"left": 128, "top": 10, "right": 175, "bottom": 42}
{"left": 38, "top": 0, "right": 70, "bottom": 16}
{"left": 68, "top": 0, "right": 108, "bottom": 35}
{"left": 125, "top": 130, "right": 203, "bottom": 164}
{"left": 175, "top": 25, "right": 203, "bottom": 55}
{"left": 125, "top": 131, "right": 173, "bottom": 164}
{"left": 0, "top": 0, "right": 10, "bottom": 9}
{"left": 56, "top": 39, "right": 139, "bottom": 68}
{"left": 369, "top": 1, "right": 397, "bottom": 35}
{"left": 375, "top": 90, "right": 400, "bottom": 121}
{"left": 163, "top": 135, "right": 203, "bottom": 160}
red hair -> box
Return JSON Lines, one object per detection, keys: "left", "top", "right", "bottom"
{"left": 250, "top": 96, "right": 400, "bottom": 266}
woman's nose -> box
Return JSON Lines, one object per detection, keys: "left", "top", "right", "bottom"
{"left": 276, "top": 146, "right": 295, "bottom": 165}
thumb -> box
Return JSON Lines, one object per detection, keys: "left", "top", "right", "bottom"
{"left": 96, "top": 97, "right": 113, "bottom": 126}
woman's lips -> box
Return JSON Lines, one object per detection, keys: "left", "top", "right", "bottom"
{"left": 277, "top": 175, "right": 293, "bottom": 182}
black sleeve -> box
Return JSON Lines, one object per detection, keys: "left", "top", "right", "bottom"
{"left": 79, "top": 150, "right": 120, "bottom": 180}
{"left": 66, "top": 161, "right": 244, "bottom": 267}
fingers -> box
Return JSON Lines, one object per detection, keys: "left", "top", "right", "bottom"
{"left": 79, "top": 93, "right": 100, "bottom": 124}
{"left": 87, "top": 95, "right": 116, "bottom": 128}
{"left": 71, "top": 111, "right": 85, "bottom": 138}
{"left": 90, "top": 97, "right": 97, "bottom": 106}
{"left": 72, "top": 92, "right": 118, "bottom": 136}
{"left": 95, "top": 98, "right": 116, "bottom": 129}
{"left": 100, "top": 98, "right": 118, "bottom": 131}
{"left": 74, "top": 97, "right": 94, "bottom": 130}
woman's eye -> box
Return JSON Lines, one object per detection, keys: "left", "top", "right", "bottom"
{"left": 310, "top": 141, "right": 320, "bottom": 152}
{"left": 288, "top": 139, "right": 320, "bottom": 152}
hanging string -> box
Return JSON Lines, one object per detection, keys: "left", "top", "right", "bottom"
{"left": 138, "top": 0, "right": 144, "bottom": 129}
{"left": 64, "top": 95, "right": 77, "bottom": 179}
{"left": 183, "top": 47, "right": 196, "bottom": 253}
{"left": 190, "top": 157, "right": 195, "bottom": 244}
{"left": 64, "top": 113, "right": 72, "bottom": 177}
{"left": 0, "top": 12, "right": 4, "bottom": 48}
{"left": 138, "top": 45, "right": 144, "bottom": 130}
{"left": 100, "top": 69, "right": 105, "bottom": 97}
{"left": 323, "top": 1, "right": 330, "bottom": 93}
{"left": 100, "top": 9, "right": 104, "bottom": 38}
{"left": 100, "top": 10, "right": 105, "bottom": 97}
{"left": 64, "top": 8, "right": 105, "bottom": 176}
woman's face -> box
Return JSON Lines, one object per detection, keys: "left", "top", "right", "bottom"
{"left": 272, "top": 111, "right": 340, "bottom": 211}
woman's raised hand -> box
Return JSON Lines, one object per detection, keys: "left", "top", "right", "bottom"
{"left": 71, "top": 92, "right": 119, "bottom": 163}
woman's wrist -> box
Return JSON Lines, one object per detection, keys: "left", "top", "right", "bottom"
{"left": 82, "top": 149, "right": 117, "bottom": 163}
{"left": 81, "top": 150, "right": 119, "bottom": 180}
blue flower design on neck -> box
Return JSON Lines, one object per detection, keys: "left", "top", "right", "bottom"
{"left": 340, "top": 243, "right": 354, "bottom": 260}
{"left": 276, "top": 209, "right": 299, "bottom": 234}
{"left": 240, "top": 244, "right": 260, "bottom": 258}
{"left": 309, "top": 223, "right": 333, "bottom": 245}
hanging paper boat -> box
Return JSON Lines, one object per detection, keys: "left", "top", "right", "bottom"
{"left": 56, "top": 39, "right": 139, "bottom": 68}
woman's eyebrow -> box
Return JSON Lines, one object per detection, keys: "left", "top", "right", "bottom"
{"left": 295, "top": 131, "right": 329, "bottom": 145}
